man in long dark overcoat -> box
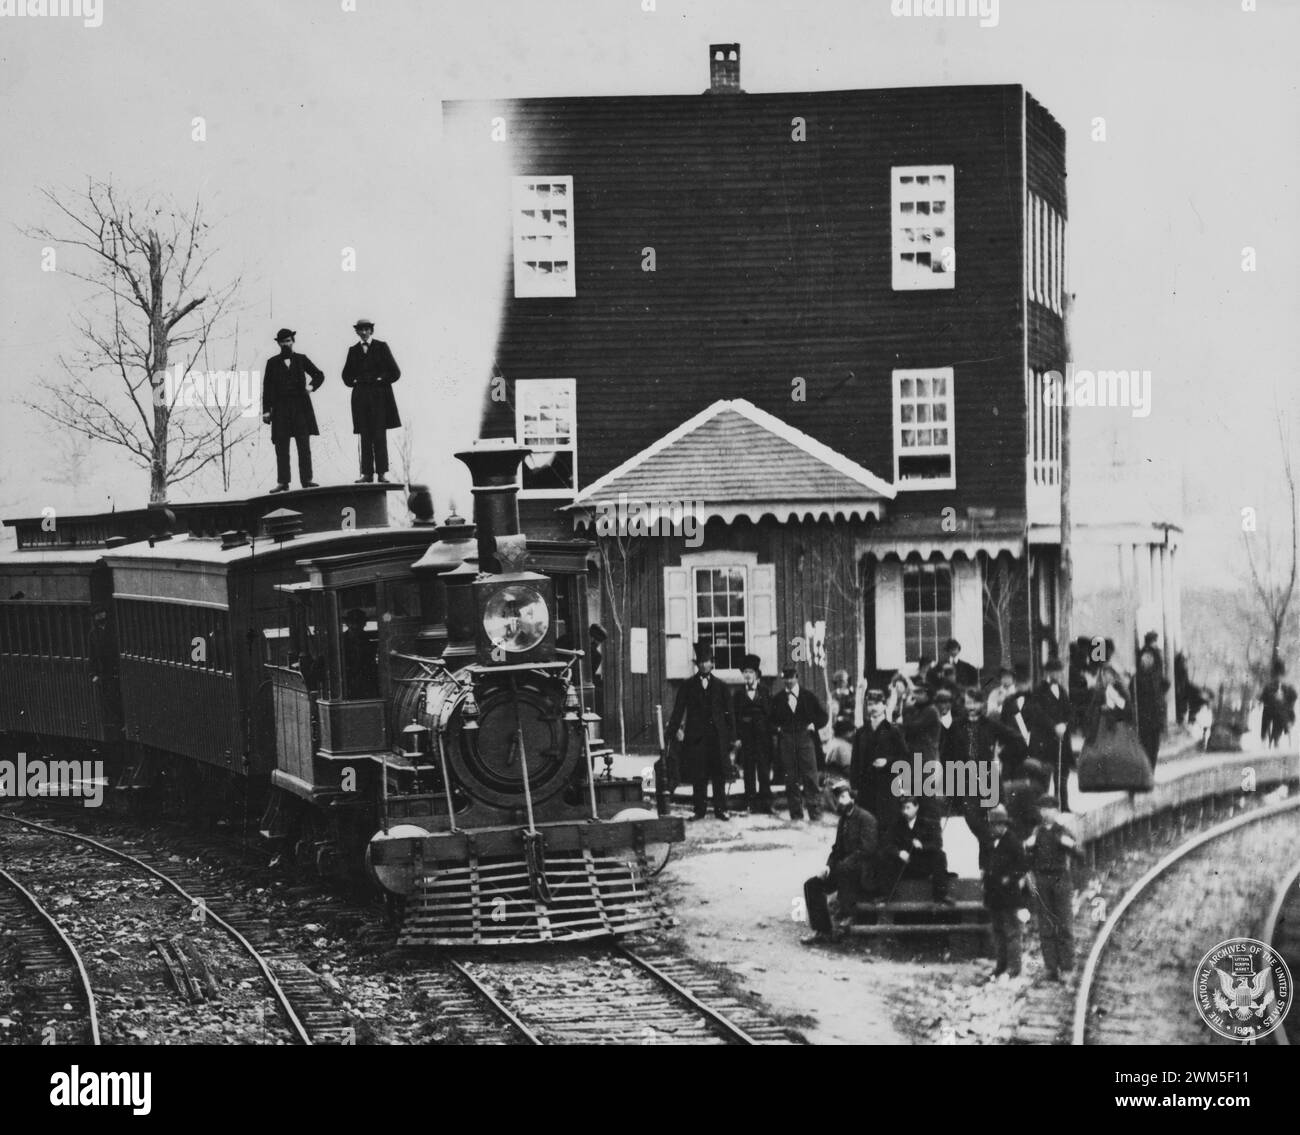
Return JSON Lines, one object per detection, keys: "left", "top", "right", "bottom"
{"left": 262, "top": 328, "right": 325, "bottom": 492}
{"left": 667, "top": 641, "right": 735, "bottom": 820}
{"left": 341, "top": 318, "right": 402, "bottom": 484}
{"left": 850, "top": 688, "right": 908, "bottom": 826}
{"left": 730, "top": 652, "right": 775, "bottom": 814}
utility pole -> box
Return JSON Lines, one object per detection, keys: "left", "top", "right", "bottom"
{"left": 1059, "top": 292, "right": 1074, "bottom": 686}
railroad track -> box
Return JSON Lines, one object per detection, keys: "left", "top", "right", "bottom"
{"left": 1072, "top": 795, "right": 1300, "bottom": 1046}
{"left": 0, "top": 813, "right": 358, "bottom": 1045}
{"left": 1261, "top": 856, "right": 1300, "bottom": 1046}
{"left": 0, "top": 865, "right": 100, "bottom": 1046}
{"left": 430, "top": 941, "right": 799, "bottom": 1045}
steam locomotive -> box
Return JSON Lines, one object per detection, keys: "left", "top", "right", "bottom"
{"left": 0, "top": 440, "right": 683, "bottom": 945}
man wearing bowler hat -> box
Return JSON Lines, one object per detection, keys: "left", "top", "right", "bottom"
{"left": 262, "top": 328, "right": 325, "bottom": 493}
{"left": 341, "top": 318, "right": 402, "bottom": 484}
{"left": 666, "top": 640, "right": 735, "bottom": 820}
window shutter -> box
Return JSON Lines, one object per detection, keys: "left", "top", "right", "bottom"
{"left": 663, "top": 566, "right": 692, "bottom": 679}
{"left": 749, "top": 563, "right": 778, "bottom": 676}
{"left": 874, "top": 560, "right": 905, "bottom": 670}
{"left": 952, "top": 556, "right": 984, "bottom": 669}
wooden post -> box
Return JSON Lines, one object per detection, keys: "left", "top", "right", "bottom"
{"left": 1059, "top": 293, "right": 1074, "bottom": 686}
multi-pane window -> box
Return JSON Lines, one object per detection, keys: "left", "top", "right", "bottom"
{"left": 516, "top": 379, "right": 577, "bottom": 496}
{"left": 512, "top": 176, "right": 575, "bottom": 298}
{"left": 1026, "top": 369, "right": 1062, "bottom": 487}
{"left": 693, "top": 567, "right": 747, "bottom": 671}
{"left": 117, "top": 599, "right": 231, "bottom": 675}
{"left": 892, "top": 166, "right": 955, "bottom": 290}
{"left": 1027, "top": 191, "right": 1065, "bottom": 314}
{"left": 893, "top": 367, "right": 956, "bottom": 488}
{"left": 903, "top": 562, "right": 953, "bottom": 664}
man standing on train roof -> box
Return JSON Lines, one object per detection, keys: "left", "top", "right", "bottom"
{"left": 262, "top": 328, "right": 324, "bottom": 493}
{"left": 341, "top": 318, "right": 402, "bottom": 484}
{"left": 667, "top": 640, "right": 735, "bottom": 821}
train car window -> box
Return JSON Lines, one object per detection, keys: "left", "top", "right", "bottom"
{"left": 0, "top": 605, "right": 11, "bottom": 655}
{"left": 337, "top": 584, "right": 379, "bottom": 699}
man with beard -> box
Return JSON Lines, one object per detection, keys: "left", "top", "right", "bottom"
{"left": 801, "top": 777, "right": 879, "bottom": 945}
{"left": 998, "top": 663, "right": 1054, "bottom": 780}
{"left": 667, "top": 641, "right": 735, "bottom": 820}
{"left": 730, "top": 652, "right": 774, "bottom": 814}
{"left": 850, "top": 688, "right": 908, "bottom": 826}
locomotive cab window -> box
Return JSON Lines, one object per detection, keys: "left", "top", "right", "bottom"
{"left": 334, "top": 584, "right": 379, "bottom": 700}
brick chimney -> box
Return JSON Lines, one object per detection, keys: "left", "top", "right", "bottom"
{"left": 708, "top": 43, "right": 742, "bottom": 94}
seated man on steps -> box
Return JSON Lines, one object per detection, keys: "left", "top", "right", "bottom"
{"left": 801, "top": 777, "right": 880, "bottom": 945}
{"left": 883, "top": 795, "right": 953, "bottom": 904}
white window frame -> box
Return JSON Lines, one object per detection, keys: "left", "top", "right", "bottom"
{"left": 691, "top": 561, "right": 750, "bottom": 678}
{"left": 515, "top": 378, "right": 577, "bottom": 499}
{"left": 892, "top": 367, "right": 956, "bottom": 490}
{"left": 512, "top": 176, "right": 575, "bottom": 298}
{"left": 891, "top": 165, "right": 955, "bottom": 291}
{"left": 901, "top": 560, "right": 954, "bottom": 666}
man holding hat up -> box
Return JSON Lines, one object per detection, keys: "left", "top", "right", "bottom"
{"left": 262, "top": 328, "right": 325, "bottom": 493}
{"left": 341, "top": 318, "right": 402, "bottom": 484}
{"left": 731, "top": 652, "right": 775, "bottom": 814}
{"left": 667, "top": 640, "right": 736, "bottom": 820}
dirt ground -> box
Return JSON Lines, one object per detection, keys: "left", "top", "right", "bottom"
{"left": 654, "top": 809, "right": 955, "bottom": 1044}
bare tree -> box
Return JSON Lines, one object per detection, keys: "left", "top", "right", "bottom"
{"left": 195, "top": 318, "right": 259, "bottom": 493}
{"left": 1242, "top": 415, "right": 1298, "bottom": 670}
{"left": 595, "top": 526, "right": 640, "bottom": 754}
{"left": 24, "top": 179, "right": 243, "bottom": 503}
{"left": 982, "top": 552, "right": 1028, "bottom": 668}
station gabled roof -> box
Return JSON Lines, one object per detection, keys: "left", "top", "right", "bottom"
{"left": 567, "top": 398, "right": 895, "bottom": 526}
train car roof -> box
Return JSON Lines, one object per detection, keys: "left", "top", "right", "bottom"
{"left": 102, "top": 525, "right": 427, "bottom": 568}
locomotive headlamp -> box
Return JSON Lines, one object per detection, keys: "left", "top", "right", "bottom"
{"left": 482, "top": 584, "right": 549, "bottom": 653}
{"left": 473, "top": 571, "right": 556, "bottom": 664}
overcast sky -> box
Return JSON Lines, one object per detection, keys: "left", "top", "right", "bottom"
{"left": 1, "top": 0, "right": 1296, "bottom": 590}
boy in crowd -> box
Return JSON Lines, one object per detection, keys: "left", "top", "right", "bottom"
{"left": 1024, "top": 794, "right": 1083, "bottom": 982}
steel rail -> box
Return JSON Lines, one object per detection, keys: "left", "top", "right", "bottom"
{"left": 1072, "top": 794, "right": 1300, "bottom": 1046}
{"left": 616, "top": 943, "right": 760, "bottom": 1045}
{"left": 1261, "top": 856, "right": 1300, "bottom": 1047}
{"left": 0, "top": 813, "right": 313, "bottom": 1045}
{"left": 0, "top": 865, "right": 102, "bottom": 1046}
{"left": 448, "top": 959, "right": 543, "bottom": 1045}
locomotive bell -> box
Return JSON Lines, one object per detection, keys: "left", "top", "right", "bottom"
{"left": 473, "top": 571, "right": 555, "bottom": 665}
{"left": 400, "top": 719, "right": 430, "bottom": 757}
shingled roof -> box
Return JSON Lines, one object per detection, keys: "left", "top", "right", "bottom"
{"left": 568, "top": 399, "right": 895, "bottom": 526}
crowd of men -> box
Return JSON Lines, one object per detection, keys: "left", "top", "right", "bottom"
{"left": 665, "top": 635, "right": 1158, "bottom": 983}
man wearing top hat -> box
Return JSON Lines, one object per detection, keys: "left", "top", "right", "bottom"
{"left": 730, "top": 652, "right": 775, "bottom": 814}
{"left": 341, "top": 318, "right": 402, "bottom": 484}
{"left": 667, "top": 640, "right": 736, "bottom": 820}
{"left": 262, "top": 328, "right": 325, "bottom": 493}
{"left": 1032, "top": 656, "right": 1073, "bottom": 810}
{"left": 769, "top": 666, "right": 829, "bottom": 822}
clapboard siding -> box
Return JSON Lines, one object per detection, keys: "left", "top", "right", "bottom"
{"left": 457, "top": 84, "right": 1036, "bottom": 518}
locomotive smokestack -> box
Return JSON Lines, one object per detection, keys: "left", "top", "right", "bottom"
{"left": 454, "top": 439, "right": 530, "bottom": 574}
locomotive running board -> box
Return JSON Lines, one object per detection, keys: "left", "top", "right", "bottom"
{"left": 398, "top": 848, "right": 668, "bottom": 946}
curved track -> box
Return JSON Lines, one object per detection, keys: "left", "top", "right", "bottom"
{"left": 1073, "top": 795, "right": 1300, "bottom": 1046}
{"left": 0, "top": 865, "right": 101, "bottom": 1046}
{"left": 1261, "top": 856, "right": 1300, "bottom": 1046}
{"left": 0, "top": 813, "right": 314, "bottom": 1045}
